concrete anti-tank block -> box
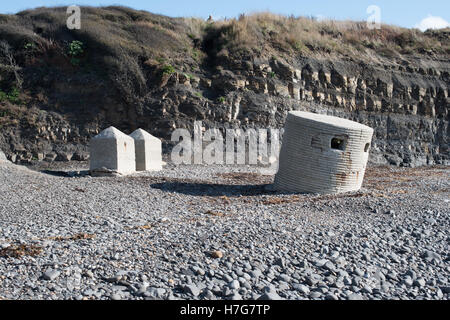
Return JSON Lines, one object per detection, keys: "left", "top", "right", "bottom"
{"left": 0, "top": 150, "right": 7, "bottom": 162}
{"left": 89, "top": 126, "right": 135, "bottom": 175}
{"left": 130, "top": 129, "right": 162, "bottom": 171}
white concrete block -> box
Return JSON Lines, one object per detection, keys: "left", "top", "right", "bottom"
{"left": 274, "top": 111, "right": 374, "bottom": 194}
{"left": 0, "top": 150, "right": 7, "bottom": 162}
{"left": 89, "top": 126, "right": 135, "bottom": 175}
{"left": 130, "top": 129, "right": 162, "bottom": 171}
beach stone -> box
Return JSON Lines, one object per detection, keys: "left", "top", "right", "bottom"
{"left": 229, "top": 280, "right": 240, "bottom": 290}
{"left": 43, "top": 269, "right": 61, "bottom": 281}
{"left": 293, "top": 283, "right": 310, "bottom": 295}
{"left": 183, "top": 284, "right": 201, "bottom": 297}
{"left": 258, "top": 291, "right": 282, "bottom": 300}
{"left": 210, "top": 250, "right": 223, "bottom": 259}
{"left": 347, "top": 293, "right": 364, "bottom": 300}
{"left": 413, "top": 278, "right": 426, "bottom": 288}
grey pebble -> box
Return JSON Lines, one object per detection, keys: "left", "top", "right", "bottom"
{"left": 43, "top": 269, "right": 61, "bottom": 281}
{"left": 183, "top": 284, "right": 201, "bottom": 297}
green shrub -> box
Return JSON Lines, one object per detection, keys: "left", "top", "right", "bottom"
{"left": 70, "top": 57, "right": 81, "bottom": 66}
{"left": 66, "top": 40, "right": 84, "bottom": 66}
{"left": 155, "top": 56, "right": 166, "bottom": 64}
{"left": 292, "top": 40, "right": 306, "bottom": 53}
{"left": 192, "top": 48, "right": 201, "bottom": 61}
{"left": 161, "top": 64, "right": 175, "bottom": 75}
{"left": 68, "top": 40, "right": 84, "bottom": 57}
{"left": 24, "top": 42, "right": 35, "bottom": 50}
{"left": 0, "top": 87, "right": 20, "bottom": 104}
{"left": 217, "top": 96, "right": 225, "bottom": 103}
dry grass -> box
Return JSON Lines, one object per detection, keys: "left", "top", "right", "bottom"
{"left": 204, "top": 12, "right": 449, "bottom": 59}
{"left": 363, "top": 166, "right": 448, "bottom": 195}
{"left": 215, "top": 172, "right": 273, "bottom": 184}
{"left": 262, "top": 195, "right": 300, "bottom": 205}
{"left": 127, "top": 224, "right": 152, "bottom": 230}
{"left": 0, "top": 244, "right": 43, "bottom": 258}
{"left": 47, "top": 233, "right": 96, "bottom": 241}
{"left": 204, "top": 210, "right": 225, "bottom": 217}
{"left": 3, "top": 7, "right": 443, "bottom": 68}
{"left": 0, "top": 6, "right": 447, "bottom": 110}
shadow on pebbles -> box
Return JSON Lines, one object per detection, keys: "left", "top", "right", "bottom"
{"left": 0, "top": 161, "right": 449, "bottom": 300}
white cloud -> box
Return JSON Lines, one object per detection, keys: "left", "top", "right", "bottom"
{"left": 415, "top": 15, "right": 449, "bottom": 31}
{"left": 315, "top": 14, "right": 328, "bottom": 22}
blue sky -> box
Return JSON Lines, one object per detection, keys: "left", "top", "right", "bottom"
{"left": 1, "top": 0, "right": 449, "bottom": 29}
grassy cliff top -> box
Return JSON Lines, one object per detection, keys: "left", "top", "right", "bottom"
{"left": 0, "top": 6, "right": 448, "bottom": 65}
{"left": 0, "top": 6, "right": 448, "bottom": 108}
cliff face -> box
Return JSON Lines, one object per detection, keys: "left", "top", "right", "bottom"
{"left": 0, "top": 7, "right": 448, "bottom": 166}
{"left": 220, "top": 55, "right": 449, "bottom": 167}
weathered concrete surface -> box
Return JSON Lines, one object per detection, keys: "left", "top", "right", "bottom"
{"left": 89, "top": 127, "right": 135, "bottom": 175}
{"left": 0, "top": 150, "right": 7, "bottom": 162}
{"left": 274, "top": 111, "right": 374, "bottom": 194}
{"left": 130, "top": 129, "right": 162, "bottom": 171}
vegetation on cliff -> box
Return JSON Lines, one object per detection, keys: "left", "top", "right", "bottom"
{"left": 0, "top": 6, "right": 448, "bottom": 105}
{"left": 0, "top": 6, "right": 448, "bottom": 165}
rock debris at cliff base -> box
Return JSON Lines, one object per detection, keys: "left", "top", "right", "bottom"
{"left": 0, "top": 160, "right": 448, "bottom": 300}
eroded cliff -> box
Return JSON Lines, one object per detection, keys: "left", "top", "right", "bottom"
{"left": 0, "top": 7, "right": 448, "bottom": 166}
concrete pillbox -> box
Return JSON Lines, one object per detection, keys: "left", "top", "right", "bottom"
{"left": 274, "top": 111, "right": 374, "bottom": 194}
